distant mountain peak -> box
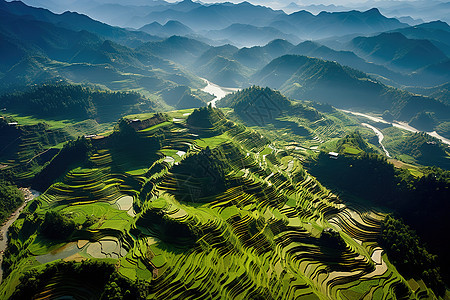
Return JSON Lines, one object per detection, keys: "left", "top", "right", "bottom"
{"left": 239, "top": 1, "right": 252, "bottom": 5}
{"left": 299, "top": 40, "right": 320, "bottom": 46}
{"left": 267, "top": 38, "right": 290, "bottom": 45}
{"left": 364, "top": 7, "right": 381, "bottom": 15}
{"left": 417, "top": 20, "right": 450, "bottom": 31}
{"left": 290, "top": 9, "right": 314, "bottom": 17}
{"left": 379, "top": 31, "right": 407, "bottom": 40}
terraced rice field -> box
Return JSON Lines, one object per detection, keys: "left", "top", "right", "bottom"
{"left": 1, "top": 108, "right": 417, "bottom": 299}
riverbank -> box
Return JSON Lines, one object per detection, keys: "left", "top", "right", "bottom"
{"left": 200, "top": 78, "right": 240, "bottom": 107}
{"left": 0, "top": 188, "right": 41, "bottom": 282}
{"left": 361, "top": 123, "right": 391, "bottom": 158}
{"left": 340, "top": 109, "right": 450, "bottom": 146}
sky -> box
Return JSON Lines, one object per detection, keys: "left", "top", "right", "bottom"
{"left": 16, "top": 0, "right": 449, "bottom": 23}
{"left": 196, "top": 0, "right": 417, "bottom": 4}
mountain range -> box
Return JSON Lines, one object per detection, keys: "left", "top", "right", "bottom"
{"left": 0, "top": 0, "right": 449, "bottom": 135}
{"left": 1, "top": 1, "right": 450, "bottom": 298}
{"left": 0, "top": 1, "right": 209, "bottom": 108}
{"left": 139, "top": 20, "right": 193, "bottom": 37}
{"left": 252, "top": 54, "right": 450, "bottom": 125}
{"left": 347, "top": 32, "right": 448, "bottom": 72}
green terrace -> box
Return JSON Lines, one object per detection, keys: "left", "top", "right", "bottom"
{"left": 0, "top": 107, "right": 438, "bottom": 299}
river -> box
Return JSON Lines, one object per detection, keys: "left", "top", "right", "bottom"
{"left": 200, "top": 78, "right": 240, "bottom": 107}
{"left": 361, "top": 123, "right": 391, "bottom": 157}
{"left": 0, "top": 188, "right": 41, "bottom": 283}
{"left": 199, "top": 82, "right": 450, "bottom": 151}
{"left": 340, "top": 109, "right": 450, "bottom": 146}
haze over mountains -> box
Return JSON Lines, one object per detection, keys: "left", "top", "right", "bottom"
{"left": 1, "top": 0, "right": 449, "bottom": 135}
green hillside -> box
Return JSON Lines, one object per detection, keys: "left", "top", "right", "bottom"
{"left": 382, "top": 130, "right": 450, "bottom": 169}
{"left": 252, "top": 55, "right": 450, "bottom": 137}
{"left": 0, "top": 84, "right": 155, "bottom": 122}
{"left": 0, "top": 1, "right": 449, "bottom": 298}
{"left": 0, "top": 107, "right": 439, "bottom": 299}
{"left": 0, "top": 8, "right": 205, "bottom": 102}
{"left": 306, "top": 133, "right": 449, "bottom": 291}
{"left": 348, "top": 32, "right": 448, "bottom": 71}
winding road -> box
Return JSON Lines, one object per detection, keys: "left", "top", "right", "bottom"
{"left": 0, "top": 188, "right": 41, "bottom": 282}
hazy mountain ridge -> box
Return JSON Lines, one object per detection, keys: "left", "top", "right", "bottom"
{"left": 272, "top": 8, "right": 406, "bottom": 39}
{"left": 347, "top": 32, "right": 449, "bottom": 72}
{"left": 0, "top": 0, "right": 161, "bottom": 47}
{"left": 2, "top": 0, "right": 449, "bottom": 127}
{"left": 251, "top": 54, "right": 450, "bottom": 135}
{"left": 5, "top": 0, "right": 448, "bottom": 89}
{"left": 387, "top": 21, "right": 450, "bottom": 55}
{"left": 204, "top": 23, "right": 300, "bottom": 47}
{"left": 120, "top": 1, "right": 408, "bottom": 45}
{"left": 139, "top": 20, "right": 193, "bottom": 37}
{"left": 0, "top": 3, "right": 207, "bottom": 106}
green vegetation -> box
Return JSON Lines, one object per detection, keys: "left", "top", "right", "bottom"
{"left": 1, "top": 86, "right": 447, "bottom": 299}
{"left": 0, "top": 84, "right": 154, "bottom": 122}
{"left": 307, "top": 133, "right": 450, "bottom": 294}
{"left": 10, "top": 260, "right": 149, "bottom": 300}
{"left": 218, "top": 86, "right": 289, "bottom": 125}
{"left": 0, "top": 181, "right": 24, "bottom": 223}
{"left": 336, "top": 131, "right": 376, "bottom": 155}
{"left": 0, "top": 107, "right": 420, "bottom": 299}
{"left": 41, "top": 211, "right": 77, "bottom": 240}
{"left": 0, "top": 114, "right": 112, "bottom": 185}
{"left": 379, "top": 215, "right": 445, "bottom": 296}
{"left": 320, "top": 228, "right": 346, "bottom": 250}
{"left": 252, "top": 55, "right": 450, "bottom": 136}
{"left": 1, "top": 3, "right": 449, "bottom": 298}
{"left": 382, "top": 130, "right": 450, "bottom": 169}
{"left": 33, "top": 137, "right": 93, "bottom": 191}
{"left": 408, "top": 112, "right": 437, "bottom": 132}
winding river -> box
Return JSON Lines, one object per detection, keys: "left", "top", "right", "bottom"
{"left": 0, "top": 188, "right": 41, "bottom": 282}
{"left": 340, "top": 109, "right": 450, "bottom": 146}
{"left": 201, "top": 80, "right": 450, "bottom": 153}
{"left": 200, "top": 78, "right": 240, "bottom": 107}
{"left": 361, "top": 123, "right": 391, "bottom": 157}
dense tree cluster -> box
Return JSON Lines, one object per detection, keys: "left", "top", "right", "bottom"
{"left": 320, "top": 228, "right": 346, "bottom": 250}
{"left": 11, "top": 260, "right": 150, "bottom": 300}
{"left": 409, "top": 111, "right": 437, "bottom": 132}
{"left": 379, "top": 215, "right": 445, "bottom": 295}
{"left": 392, "top": 132, "right": 450, "bottom": 169}
{"left": 218, "top": 86, "right": 290, "bottom": 125}
{"left": 0, "top": 181, "right": 24, "bottom": 223}
{"left": 171, "top": 147, "right": 230, "bottom": 200}
{"left": 308, "top": 134, "right": 450, "bottom": 292}
{"left": 0, "top": 83, "right": 144, "bottom": 120}
{"left": 41, "top": 210, "right": 76, "bottom": 240}
{"left": 336, "top": 131, "right": 376, "bottom": 154}
{"left": 186, "top": 106, "right": 230, "bottom": 136}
